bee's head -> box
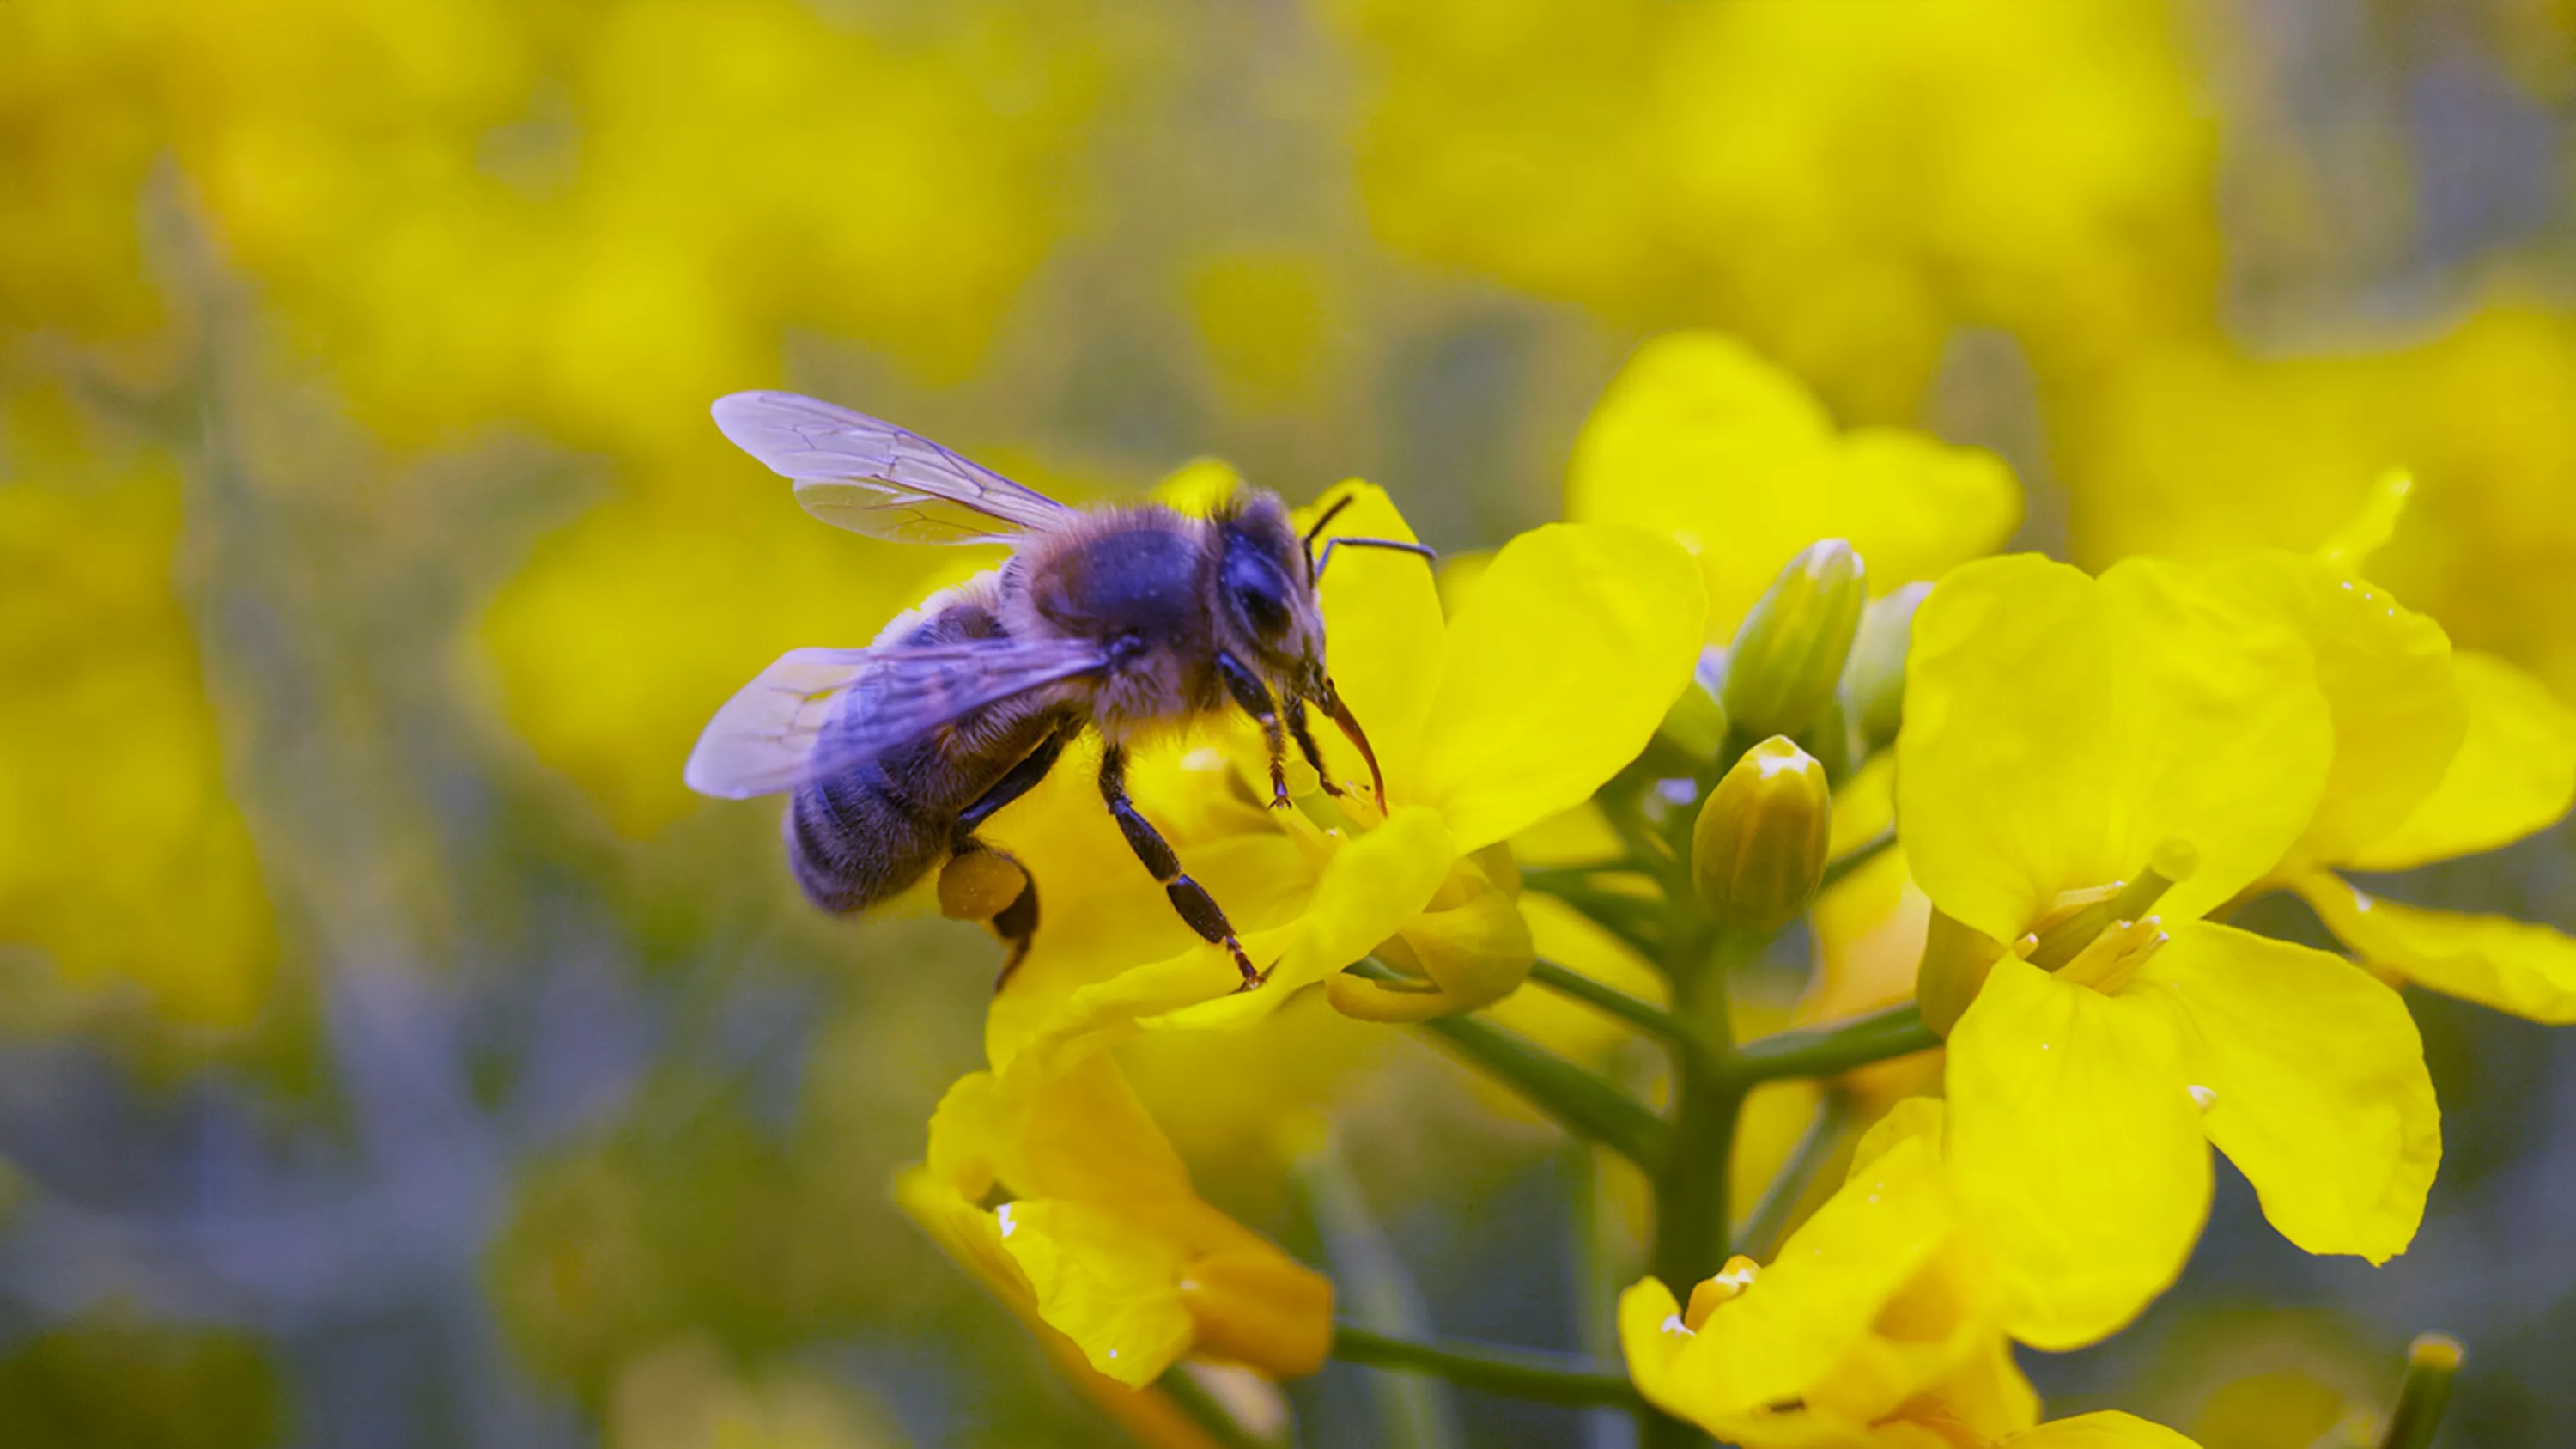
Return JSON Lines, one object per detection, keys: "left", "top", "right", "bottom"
{"left": 1212, "top": 491, "right": 1327, "bottom": 681}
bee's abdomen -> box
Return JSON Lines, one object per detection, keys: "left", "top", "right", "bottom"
{"left": 784, "top": 588, "right": 1050, "bottom": 916}
{"left": 783, "top": 767, "right": 946, "bottom": 915}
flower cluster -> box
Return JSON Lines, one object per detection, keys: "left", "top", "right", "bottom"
{"left": 890, "top": 332, "right": 2570, "bottom": 1446}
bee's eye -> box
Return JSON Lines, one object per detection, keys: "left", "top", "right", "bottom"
{"left": 1234, "top": 581, "right": 1290, "bottom": 636}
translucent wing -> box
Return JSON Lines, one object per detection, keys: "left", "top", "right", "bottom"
{"left": 711, "top": 391, "right": 1075, "bottom": 545}
{"left": 683, "top": 637, "right": 1107, "bottom": 799}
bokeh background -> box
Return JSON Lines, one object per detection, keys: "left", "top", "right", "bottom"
{"left": 5, "top": 1, "right": 2575, "bottom": 1445}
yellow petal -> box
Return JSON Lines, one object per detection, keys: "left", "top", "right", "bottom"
{"left": 1568, "top": 332, "right": 1836, "bottom": 632}
{"left": 1329, "top": 854, "right": 1534, "bottom": 1023}
{"left": 1945, "top": 957, "right": 2210, "bottom": 1351}
{"left": 2197, "top": 552, "right": 2463, "bottom": 870}
{"left": 1303, "top": 483, "right": 1447, "bottom": 795}
{"left": 1996, "top": 1411, "right": 2203, "bottom": 1449}
{"left": 1898, "top": 555, "right": 2334, "bottom": 941}
{"left": 1564, "top": 333, "right": 2015, "bottom": 637}
{"left": 2345, "top": 650, "right": 2576, "bottom": 870}
{"left": 2132, "top": 923, "right": 2438, "bottom": 1263}
{"left": 927, "top": 1057, "right": 1333, "bottom": 1387}
{"left": 1616, "top": 1277, "right": 1702, "bottom": 1425}
{"left": 1413, "top": 523, "right": 1706, "bottom": 851}
{"left": 1005, "top": 1199, "right": 1195, "bottom": 1386}
{"left": 893, "top": 1168, "right": 1237, "bottom": 1449}
{"left": 2314, "top": 468, "right": 2412, "bottom": 574}
{"left": 1844, "top": 1096, "right": 1947, "bottom": 1180}
{"left": 1826, "top": 754, "right": 1896, "bottom": 861}
{"left": 1151, "top": 806, "right": 1457, "bottom": 1032}
{"left": 1828, "top": 428, "right": 2021, "bottom": 598}
{"left": 2293, "top": 872, "right": 2576, "bottom": 1024}
{"left": 1176, "top": 1245, "right": 1334, "bottom": 1378}
{"left": 1634, "top": 1135, "right": 1964, "bottom": 1422}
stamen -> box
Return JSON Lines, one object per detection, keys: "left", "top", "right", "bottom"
{"left": 2026, "top": 839, "right": 2199, "bottom": 972}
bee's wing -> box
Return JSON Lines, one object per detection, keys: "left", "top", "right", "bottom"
{"left": 683, "top": 638, "right": 1106, "bottom": 800}
{"left": 711, "top": 391, "right": 1077, "bottom": 545}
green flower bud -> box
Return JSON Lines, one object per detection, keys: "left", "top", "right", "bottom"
{"left": 1720, "top": 540, "right": 1866, "bottom": 740}
{"left": 1658, "top": 656, "right": 1730, "bottom": 761}
{"left": 1842, "top": 581, "right": 1929, "bottom": 752}
{"left": 1690, "top": 736, "right": 1830, "bottom": 934}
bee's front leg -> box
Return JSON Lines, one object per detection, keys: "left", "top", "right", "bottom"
{"left": 1282, "top": 696, "right": 1346, "bottom": 800}
{"left": 1215, "top": 651, "right": 1291, "bottom": 809}
{"left": 1099, "top": 742, "right": 1263, "bottom": 989}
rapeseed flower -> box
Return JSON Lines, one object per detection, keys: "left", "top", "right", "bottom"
{"left": 1620, "top": 1101, "right": 2203, "bottom": 1449}
{"left": 1336, "top": 0, "right": 2215, "bottom": 417}
{"left": 1567, "top": 333, "right": 2019, "bottom": 639}
{"left": 2228, "top": 492, "right": 2576, "bottom": 1024}
{"left": 0, "top": 416, "right": 273, "bottom": 1026}
{"left": 1899, "top": 553, "right": 2439, "bottom": 1349}
{"left": 979, "top": 484, "right": 1704, "bottom": 1071}
{"left": 896, "top": 1052, "right": 1330, "bottom": 1390}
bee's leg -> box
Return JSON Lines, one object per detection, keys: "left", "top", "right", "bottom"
{"left": 953, "top": 716, "right": 1078, "bottom": 842}
{"left": 1099, "top": 742, "right": 1263, "bottom": 989}
{"left": 950, "top": 718, "right": 1078, "bottom": 986}
{"left": 988, "top": 878, "right": 1039, "bottom": 991}
{"left": 1283, "top": 696, "right": 1346, "bottom": 800}
{"left": 1215, "top": 652, "right": 1291, "bottom": 808}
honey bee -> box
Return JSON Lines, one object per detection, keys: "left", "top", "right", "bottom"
{"left": 683, "top": 392, "right": 1428, "bottom": 986}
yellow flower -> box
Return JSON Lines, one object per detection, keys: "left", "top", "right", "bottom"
{"left": 1898, "top": 553, "right": 2440, "bottom": 1350}
{"left": 0, "top": 427, "right": 274, "bottom": 1027}
{"left": 1568, "top": 333, "right": 2020, "bottom": 637}
{"left": 2218, "top": 502, "right": 2576, "bottom": 1025}
{"left": 980, "top": 485, "right": 1705, "bottom": 1072}
{"left": 1620, "top": 1101, "right": 2205, "bottom": 1449}
{"left": 896, "top": 1052, "right": 1330, "bottom": 1391}
{"left": 1335, "top": 0, "right": 2215, "bottom": 419}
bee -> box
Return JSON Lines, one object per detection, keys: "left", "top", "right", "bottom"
{"left": 683, "top": 392, "right": 1429, "bottom": 987}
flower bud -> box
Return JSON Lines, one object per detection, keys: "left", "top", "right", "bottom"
{"left": 1690, "top": 737, "right": 1830, "bottom": 933}
{"left": 1658, "top": 656, "right": 1730, "bottom": 762}
{"left": 1328, "top": 849, "right": 1533, "bottom": 1024}
{"left": 1842, "top": 581, "right": 1929, "bottom": 752}
{"left": 1720, "top": 540, "right": 1867, "bottom": 740}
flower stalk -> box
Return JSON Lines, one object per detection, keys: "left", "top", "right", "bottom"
{"left": 1330, "top": 1325, "right": 1649, "bottom": 1411}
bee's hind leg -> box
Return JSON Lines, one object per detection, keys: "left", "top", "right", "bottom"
{"left": 1098, "top": 742, "right": 1263, "bottom": 990}
{"left": 947, "top": 717, "right": 1079, "bottom": 988}
{"left": 988, "top": 872, "right": 1039, "bottom": 990}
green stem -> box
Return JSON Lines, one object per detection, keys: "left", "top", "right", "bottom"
{"left": 2377, "top": 1334, "right": 2464, "bottom": 1449}
{"left": 1647, "top": 925, "right": 1743, "bottom": 1296}
{"left": 1735, "top": 1093, "right": 1849, "bottom": 1261}
{"left": 1296, "top": 1132, "right": 1462, "bottom": 1449}
{"left": 1520, "top": 861, "right": 1656, "bottom": 891}
{"left": 1331, "top": 1325, "right": 1648, "bottom": 1413}
{"left": 1523, "top": 881, "right": 1667, "bottom": 959}
{"left": 1726, "top": 1002, "right": 1939, "bottom": 1088}
{"left": 1349, "top": 961, "right": 1668, "bottom": 1167}
{"left": 1818, "top": 829, "right": 1896, "bottom": 892}
{"left": 1528, "top": 957, "right": 1690, "bottom": 1044}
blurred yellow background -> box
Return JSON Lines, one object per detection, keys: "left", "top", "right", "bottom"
{"left": 3, "top": 2, "right": 2573, "bottom": 1445}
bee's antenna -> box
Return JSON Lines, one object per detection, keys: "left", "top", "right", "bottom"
{"left": 1316, "top": 679, "right": 1388, "bottom": 813}
{"left": 1303, "top": 494, "right": 1358, "bottom": 581}
{"left": 1314, "top": 536, "right": 1436, "bottom": 582}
